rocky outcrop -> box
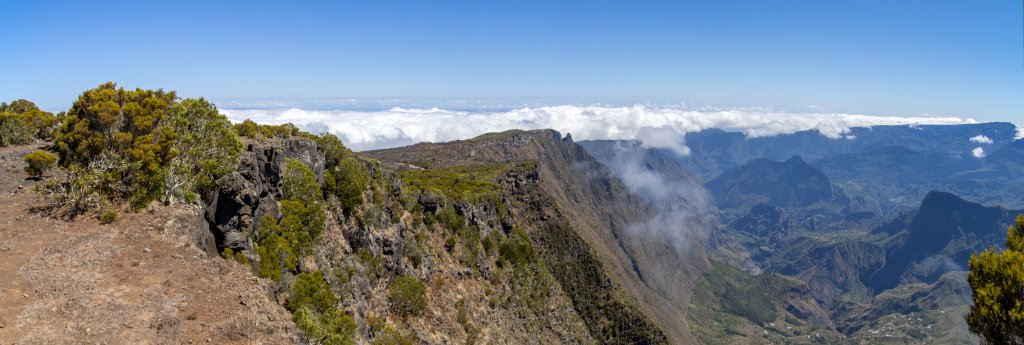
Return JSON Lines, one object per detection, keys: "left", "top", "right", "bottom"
{"left": 205, "top": 137, "right": 325, "bottom": 251}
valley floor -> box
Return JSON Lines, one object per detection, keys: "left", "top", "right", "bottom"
{"left": 0, "top": 144, "right": 295, "bottom": 344}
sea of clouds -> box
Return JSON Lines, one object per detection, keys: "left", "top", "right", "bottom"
{"left": 218, "top": 104, "right": 980, "bottom": 153}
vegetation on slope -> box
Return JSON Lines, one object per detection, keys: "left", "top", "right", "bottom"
{"left": 399, "top": 162, "right": 535, "bottom": 203}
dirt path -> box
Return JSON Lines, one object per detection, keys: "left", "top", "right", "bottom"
{"left": 0, "top": 144, "right": 295, "bottom": 345}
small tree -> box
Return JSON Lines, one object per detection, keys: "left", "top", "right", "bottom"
{"left": 23, "top": 150, "right": 57, "bottom": 179}
{"left": 966, "top": 214, "right": 1024, "bottom": 344}
{"left": 387, "top": 275, "right": 427, "bottom": 317}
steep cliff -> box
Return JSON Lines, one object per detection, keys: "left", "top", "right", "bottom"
{"left": 369, "top": 130, "right": 711, "bottom": 344}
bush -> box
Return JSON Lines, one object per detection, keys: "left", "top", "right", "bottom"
{"left": 388, "top": 275, "right": 427, "bottom": 317}
{"left": 402, "top": 231, "right": 425, "bottom": 268}
{"left": 288, "top": 272, "right": 356, "bottom": 345}
{"left": 53, "top": 82, "right": 179, "bottom": 210}
{"left": 324, "top": 157, "right": 369, "bottom": 216}
{"left": 221, "top": 247, "right": 249, "bottom": 265}
{"left": 0, "top": 99, "right": 56, "bottom": 146}
{"left": 165, "top": 97, "right": 242, "bottom": 203}
{"left": 0, "top": 113, "right": 34, "bottom": 146}
{"left": 255, "top": 235, "right": 295, "bottom": 281}
{"left": 234, "top": 119, "right": 260, "bottom": 138}
{"left": 459, "top": 227, "right": 481, "bottom": 270}
{"left": 288, "top": 272, "right": 338, "bottom": 313}
{"left": 98, "top": 209, "right": 118, "bottom": 224}
{"left": 317, "top": 133, "right": 354, "bottom": 168}
{"left": 23, "top": 150, "right": 56, "bottom": 178}
{"left": 499, "top": 229, "right": 536, "bottom": 267}
{"left": 282, "top": 158, "right": 323, "bottom": 204}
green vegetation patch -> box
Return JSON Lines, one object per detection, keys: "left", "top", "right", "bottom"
{"left": 288, "top": 272, "right": 357, "bottom": 345}
{"left": 0, "top": 99, "right": 57, "bottom": 147}
{"left": 23, "top": 150, "right": 57, "bottom": 179}
{"left": 399, "top": 162, "right": 534, "bottom": 202}
{"left": 387, "top": 275, "right": 427, "bottom": 317}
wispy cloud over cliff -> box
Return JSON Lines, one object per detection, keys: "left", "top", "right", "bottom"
{"left": 219, "top": 104, "right": 978, "bottom": 152}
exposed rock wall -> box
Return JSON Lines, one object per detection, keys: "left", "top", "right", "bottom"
{"left": 205, "top": 137, "right": 325, "bottom": 251}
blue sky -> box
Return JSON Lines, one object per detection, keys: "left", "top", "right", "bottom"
{"left": 1, "top": 1, "right": 1021, "bottom": 122}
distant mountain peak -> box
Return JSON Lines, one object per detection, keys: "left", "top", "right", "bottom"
{"left": 866, "top": 191, "right": 1019, "bottom": 292}
{"left": 708, "top": 155, "right": 839, "bottom": 210}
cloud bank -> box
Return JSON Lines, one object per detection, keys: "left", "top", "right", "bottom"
{"left": 219, "top": 105, "right": 979, "bottom": 153}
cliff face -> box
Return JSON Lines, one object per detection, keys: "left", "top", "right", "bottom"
{"left": 204, "top": 132, "right": 597, "bottom": 344}
{"left": 369, "top": 130, "right": 711, "bottom": 344}
{"left": 205, "top": 137, "right": 325, "bottom": 251}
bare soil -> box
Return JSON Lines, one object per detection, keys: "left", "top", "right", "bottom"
{"left": 0, "top": 144, "right": 295, "bottom": 345}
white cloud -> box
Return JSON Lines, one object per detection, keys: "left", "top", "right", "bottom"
{"left": 972, "top": 147, "right": 986, "bottom": 158}
{"left": 218, "top": 105, "right": 978, "bottom": 152}
{"left": 969, "top": 135, "right": 993, "bottom": 144}
{"left": 1016, "top": 126, "right": 1024, "bottom": 140}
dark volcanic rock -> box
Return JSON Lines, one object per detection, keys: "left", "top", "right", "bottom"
{"left": 205, "top": 137, "right": 325, "bottom": 251}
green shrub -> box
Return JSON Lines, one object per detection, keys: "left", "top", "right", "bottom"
{"left": 221, "top": 247, "right": 249, "bottom": 265}
{"left": 255, "top": 234, "right": 296, "bottom": 281}
{"left": 253, "top": 160, "right": 327, "bottom": 281}
{"left": 388, "top": 275, "right": 427, "bottom": 317}
{"left": 402, "top": 232, "right": 425, "bottom": 268}
{"left": 282, "top": 158, "right": 324, "bottom": 204}
{"left": 234, "top": 119, "right": 260, "bottom": 138}
{"left": 165, "top": 97, "right": 242, "bottom": 203}
{"left": 260, "top": 123, "right": 300, "bottom": 138}
{"left": 23, "top": 150, "right": 56, "bottom": 178}
{"left": 324, "top": 157, "right": 369, "bottom": 216}
{"left": 0, "top": 113, "right": 34, "bottom": 146}
{"left": 482, "top": 230, "right": 501, "bottom": 257}
{"left": 98, "top": 209, "right": 118, "bottom": 224}
{"left": 438, "top": 206, "right": 463, "bottom": 232}
{"left": 0, "top": 99, "right": 56, "bottom": 146}
{"left": 293, "top": 306, "right": 356, "bottom": 345}
{"left": 53, "top": 82, "right": 179, "bottom": 210}
{"left": 316, "top": 133, "right": 354, "bottom": 168}
{"left": 499, "top": 229, "right": 536, "bottom": 267}
{"left": 459, "top": 227, "right": 481, "bottom": 271}
{"left": 288, "top": 272, "right": 356, "bottom": 345}
{"left": 288, "top": 272, "right": 338, "bottom": 313}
